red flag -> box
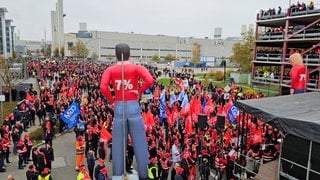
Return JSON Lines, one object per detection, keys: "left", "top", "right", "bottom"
{"left": 180, "top": 103, "right": 190, "bottom": 116}
{"left": 251, "top": 128, "right": 262, "bottom": 145}
{"left": 223, "top": 129, "right": 232, "bottom": 147}
{"left": 153, "top": 86, "right": 160, "bottom": 99}
{"left": 68, "top": 83, "right": 75, "bottom": 97}
{"left": 100, "top": 127, "right": 112, "bottom": 142}
{"left": 60, "top": 84, "right": 68, "bottom": 98}
{"left": 190, "top": 96, "right": 201, "bottom": 116}
{"left": 142, "top": 109, "right": 154, "bottom": 131}
{"left": 165, "top": 107, "right": 174, "bottom": 127}
{"left": 185, "top": 115, "right": 193, "bottom": 134}
{"left": 225, "top": 95, "right": 233, "bottom": 110}
{"left": 217, "top": 104, "right": 223, "bottom": 115}
{"left": 25, "top": 92, "right": 33, "bottom": 101}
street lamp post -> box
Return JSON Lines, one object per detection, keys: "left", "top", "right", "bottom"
{"left": 0, "top": 83, "right": 4, "bottom": 121}
{"left": 222, "top": 59, "right": 226, "bottom": 82}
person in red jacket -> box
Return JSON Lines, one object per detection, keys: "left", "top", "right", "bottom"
{"left": 289, "top": 53, "right": 308, "bottom": 94}
{"left": 100, "top": 43, "right": 154, "bottom": 179}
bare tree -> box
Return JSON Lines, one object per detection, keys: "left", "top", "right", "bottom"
{"left": 0, "top": 59, "right": 15, "bottom": 102}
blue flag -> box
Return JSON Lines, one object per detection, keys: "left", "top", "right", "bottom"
{"left": 170, "top": 91, "right": 177, "bottom": 106}
{"left": 159, "top": 90, "right": 166, "bottom": 123}
{"left": 201, "top": 97, "right": 206, "bottom": 113}
{"left": 61, "top": 101, "right": 80, "bottom": 129}
{"left": 177, "top": 89, "right": 185, "bottom": 102}
{"left": 227, "top": 104, "right": 239, "bottom": 124}
{"left": 180, "top": 94, "right": 189, "bottom": 108}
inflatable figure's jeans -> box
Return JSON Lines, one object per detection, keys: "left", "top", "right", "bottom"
{"left": 112, "top": 100, "right": 149, "bottom": 178}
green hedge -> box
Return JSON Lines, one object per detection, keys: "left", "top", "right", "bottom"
{"left": 0, "top": 101, "right": 17, "bottom": 125}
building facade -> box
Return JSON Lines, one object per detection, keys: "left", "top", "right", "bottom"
{"left": 64, "top": 27, "right": 239, "bottom": 66}
{"left": 0, "top": 8, "right": 15, "bottom": 60}
{"left": 51, "top": 0, "right": 64, "bottom": 57}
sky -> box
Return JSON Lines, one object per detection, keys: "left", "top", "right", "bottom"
{"left": 1, "top": 0, "right": 302, "bottom": 41}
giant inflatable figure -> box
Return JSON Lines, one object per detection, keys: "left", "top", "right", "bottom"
{"left": 100, "top": 43, "right": 154, "bottom": 179}
{"left": 289, "top": 53, "right": 308, "bottom": 94}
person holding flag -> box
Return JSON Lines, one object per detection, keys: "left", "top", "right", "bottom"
{"left": 100, "top": 43, "right": 154, "bottom": 179}
{"left": 60, "top": 101, "right": 81, "bottom": 131}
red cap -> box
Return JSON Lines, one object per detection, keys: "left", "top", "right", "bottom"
{"left": 176, "top": 167, "right": 184, "bottom": 174}
{"left": 98, "top": 158, "right": 104, "bottom": 164}
{"left": 79, "top": 164, "right": 86, "bottom": 171}
{"left": 42, "top": 168, "right": 50, "bottom": 174}
{"left": 164, "top": 153, "right": 170, "bottom": 158}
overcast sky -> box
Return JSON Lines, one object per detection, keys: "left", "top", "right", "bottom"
{"left": 1, "top": 0, "right": 303, "bottom": 41}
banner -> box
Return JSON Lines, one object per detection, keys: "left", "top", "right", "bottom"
{"left": 61, "top": 101, "right": 80, "bottom": 129}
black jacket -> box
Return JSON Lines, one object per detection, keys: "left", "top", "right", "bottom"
{"left": 26, "top": 170, "right": 38, "bottom": 180}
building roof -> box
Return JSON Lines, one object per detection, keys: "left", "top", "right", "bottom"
{"left": 235, "top": 92, "right": 320, "bottom": 143}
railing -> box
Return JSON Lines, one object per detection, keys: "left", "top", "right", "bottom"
{"left": 256, "top": 53, "right": 282, "bottom": 62}
{"left": 257, "top": 29, "right": 320, "bottom": 40}
{"left": 233, "top": 153, "right": 277, "bottom": 180}
{"left": 257, "top": 7, "right": 320, "bottom": 20}
{"left": 259, "top": 12, "right": 286, "bottom": 20}
{"left": 290, "top": 7, "right": 320, "bottom": 16}
{"left": 255, "top": 53, "right": 320, "bottom": 64}
{"left": 253, "top": 73, "right": 319, "bottom": 89}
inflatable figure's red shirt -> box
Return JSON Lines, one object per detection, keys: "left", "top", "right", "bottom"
{"left": 290, "top": 65, "right": 308, "bottom": 90}
{"left": 100, "top": 61, "right": 154, "bottom": 103}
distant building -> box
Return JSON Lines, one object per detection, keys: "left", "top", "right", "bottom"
{"left": 51, "top": 0, "right": 64, "bottom": 57}
{"left": 0, "top": 8, "right": 15, "bottom": 59}
{"left": 14, "top": 39, "right": 47, "bottom": 59}
{"left": 64, "top": 23, "right": 240, "bottom": 64}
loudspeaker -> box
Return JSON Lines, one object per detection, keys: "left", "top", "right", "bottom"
{"left": 198, "top": 114, "right": 208, "bottom": 129}
{"left": 217, "top": 115, "right": 225, "bottom": 129}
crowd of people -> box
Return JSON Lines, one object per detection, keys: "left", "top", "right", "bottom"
{"left": 259, "top": 1, "right": 315, "bottom": 20}
{"left": 290, "top": 0, "right": 314, "bottom": 13}
{"left": 0, "top": 52, "right": 284, "bottom": 180}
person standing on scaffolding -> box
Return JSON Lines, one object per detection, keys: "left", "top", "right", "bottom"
{"left": 100, "top": 43, "right": 155, "bottom": 179}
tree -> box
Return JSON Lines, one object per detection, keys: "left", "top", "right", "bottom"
{"left": 0, "top": 61, "right": 14, "bottom": 102}
{"left": 70, "top": 42, "right": 89, "bottom": 60}
{"left": 12, "top": 50, "right": 17, "bottom": 59}
{"left": 151, "top": 54, "right": 160, "bottom": 62}
{"left": 42, "top": 44, "right": 52, "bottom": 58}
{"left": 60, "top": 47, "right": 65, "bottom": 57}
{"left": 191, "top": 43, "right": 200, "bottom": 63}
{"left": 229, "top": 29, "right": 254, "bottom": 72}
{"left": 26, "top": 49, "right": 32, "bottom": 56}
{"left": 165, "top": 53, "right": 176, "bottom": 61}
{"left": 91, "top": 52, "right": 98, "bottom": 61}
{"left": 0, "top": 55, "right": 4, "bottom": 63}
{"left": 53, "top": 47, "right": 65, "bottom": 58}
{"left": 36, "top": 49, "right": 40, "bottom": 56}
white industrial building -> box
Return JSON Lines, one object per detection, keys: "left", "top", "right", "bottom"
{"left": 64, "top": 22, "right": 240, "bottom": 65}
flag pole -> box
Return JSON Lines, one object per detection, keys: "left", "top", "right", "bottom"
{"left": 121, "top": 53, "right": 128, "bottom": 179}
